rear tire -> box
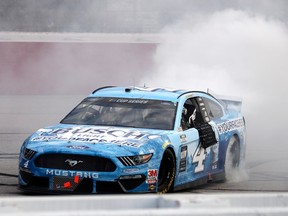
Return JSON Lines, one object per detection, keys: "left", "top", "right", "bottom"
{"left": 224, "top": 136, "right": 240, "bottom": 181}
{"left": 157, "top": 149, "right": 176, "bottom": 193}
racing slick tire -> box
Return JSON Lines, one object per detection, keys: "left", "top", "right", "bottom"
{"left": 224, "top": 136, "right": 240, "bottom": 181}
{"left": 157, "top": 149, "right": 176, "bottom": 193}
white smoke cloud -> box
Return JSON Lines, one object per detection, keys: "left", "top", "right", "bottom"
{"left": 142, "top": 10, "right": 288, "bottom": 94}
{"left": 140, "top": 9, "right": 288, "bottom": 161}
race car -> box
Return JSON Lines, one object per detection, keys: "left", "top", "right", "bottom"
{"left": 19, "top": 86, "right": 246, "bottom": 194}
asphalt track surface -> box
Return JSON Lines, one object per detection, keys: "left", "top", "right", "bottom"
{"left": 1, "top": 95, "right": 288, "bottom": 196}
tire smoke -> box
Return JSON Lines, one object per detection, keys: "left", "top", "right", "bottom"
{"left": 140, "top": 9, "right": 288, "bottom": 168}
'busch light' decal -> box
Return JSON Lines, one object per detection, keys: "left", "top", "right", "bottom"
{"left": 32, "top": 127, "right": 160, "bottom": 148}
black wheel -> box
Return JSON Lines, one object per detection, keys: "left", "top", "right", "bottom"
{"left": 157, "top": 149, "right": 176, "bottom": 193}
{"left": 224, "top": 136, "right": 240, "bottom": 181}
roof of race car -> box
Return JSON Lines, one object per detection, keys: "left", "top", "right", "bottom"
{"left": 89, "top": 86, "right": 211, "bottom": 102}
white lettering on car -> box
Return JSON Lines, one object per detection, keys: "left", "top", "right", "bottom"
{"left": 46, "top": 169, "right": 99, "bottom": 179}
{"left": 33, "top": 127, "right": 160, "bottom": 148}
{"left": 217, "top": 118, "right": 245, "bottom": 134}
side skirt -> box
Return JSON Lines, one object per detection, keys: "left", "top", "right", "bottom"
{"left": 174, "top": 177, "right": 208, "bottom": 191}
{"left": 174, "top": 172, "right": 225, "bottom": 191}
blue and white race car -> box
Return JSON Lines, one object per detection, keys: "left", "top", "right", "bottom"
{"left": 19, "top": 86, "right": 246, "bottom": 194}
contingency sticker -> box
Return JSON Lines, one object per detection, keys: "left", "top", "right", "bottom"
{"left": 179, "top": 145, "right": 187, "bottom": 172}
{"left": 52, "top": 175, "right": 82, "bottom": 191}
{"left": 146, "top": 169, "right": 158, "bottom": 184}
{"left": 147, "top": 169, "right": 158, "bottom": 192}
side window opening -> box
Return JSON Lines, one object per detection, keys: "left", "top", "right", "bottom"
{"left": 203, "top": 98, "right": 224, "bottom": 120}
{"left": 181, "top": 97, "right": 205, "bottom": 130}
{"left": 191, "top": 97, "right": 218, "bottom": 149}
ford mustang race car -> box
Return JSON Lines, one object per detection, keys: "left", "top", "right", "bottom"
{"left": 19, "top": 86, "right": 246, "bottom": 194}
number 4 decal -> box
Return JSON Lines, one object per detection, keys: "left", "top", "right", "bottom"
{"left": 192, "top": 144, "right": 206, "bottom": 173}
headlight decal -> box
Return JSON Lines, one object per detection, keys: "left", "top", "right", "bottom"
{"left": 118, "top": 153, "right": 153, "bottom": 166}
{"left": 23, "top": 148, "right": 37, "bottom": 160}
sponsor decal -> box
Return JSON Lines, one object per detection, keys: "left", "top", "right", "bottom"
{"left": 217, "top": 118, "right": 245, "bottom": 134}
{"left": 66, "top": 145, "right": 89, "bottom": 150}
{"left": 109, "top": 98, "right": 149, "bottom": 104}
{"left": 42, "top": 127, "right": 147, "bottom": 139}
{"left": 179, "top": 145, "right": 187, "bottom": 172}
{"left": 123, "top": 168, "right": 140, "bottom": 174}
{"left": 180, "top": 134, "right": 187, "bottom": 143}
{"left": 146, "top": 169, "right": 158, "bottom": 184}
{"left": 211, "top": 142, "right": 219, "bottom": 170}
{"left": 148, "top": 184, "right": 156, "bottom": 192}
{"left": 46, "top": 169, "right": 99, "bottom": 179}
{"left": 33, "top": 127, "right": 160, "bottom": 148}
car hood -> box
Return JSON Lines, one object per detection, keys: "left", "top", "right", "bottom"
{"left": 26, "top": 124, "right": 171, "bottom": 156}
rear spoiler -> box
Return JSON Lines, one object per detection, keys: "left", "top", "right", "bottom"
{"left": 207, "top": 89, "right": 243, "bottom": 112}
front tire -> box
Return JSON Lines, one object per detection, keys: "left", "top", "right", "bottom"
{"left": 224, "top": 136, "right": 240, "bottom": 181}
{"left": 157, "top": 149, "right": 176, "bottom": 193}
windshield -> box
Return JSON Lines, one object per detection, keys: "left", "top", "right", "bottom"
{"left": 61, "top": 97, "right": 177, "bottom": 130}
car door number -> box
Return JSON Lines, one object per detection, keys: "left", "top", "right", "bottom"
{"left": 192, "top": 144, "right": 206, "bottom": 173}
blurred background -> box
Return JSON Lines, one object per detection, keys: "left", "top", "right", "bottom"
{"left": 0, "top": 0, "right": 287, "bottom": 95}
